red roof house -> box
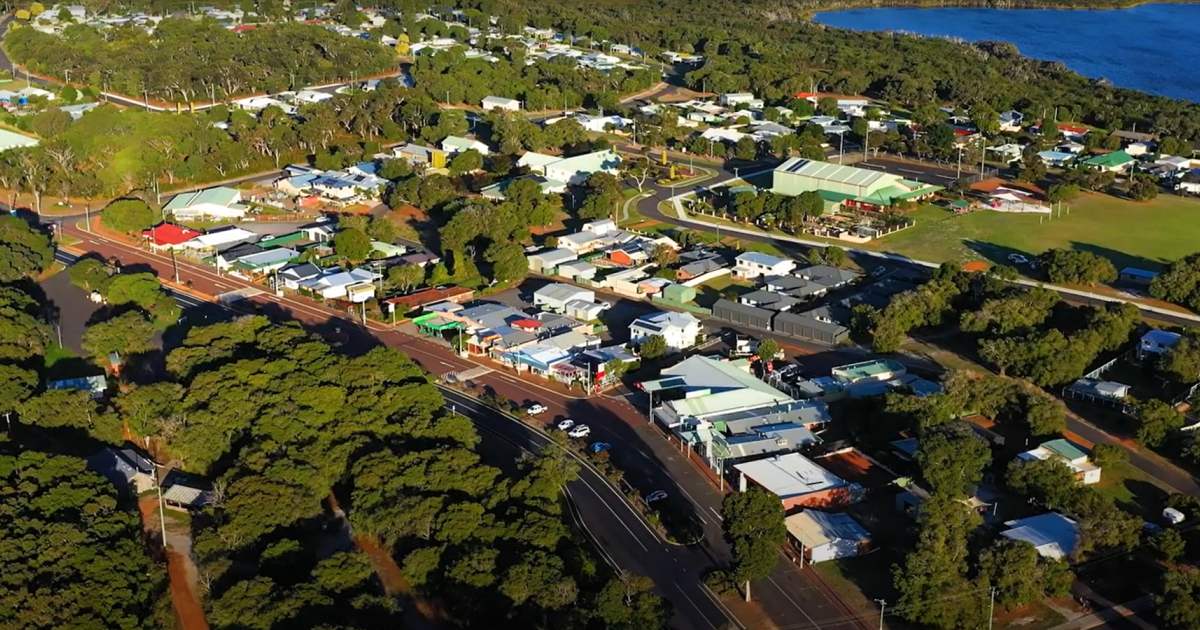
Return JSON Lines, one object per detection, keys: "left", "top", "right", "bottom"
{"left": 142, "top": 223, "right": 201, "bottom": 248}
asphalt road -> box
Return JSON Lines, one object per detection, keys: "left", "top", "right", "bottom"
{"left": 441, "top": 389, "right": 738, "bottom": 630}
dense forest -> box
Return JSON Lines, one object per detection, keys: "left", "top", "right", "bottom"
{"left": 479, "top": 0, "right": 1200, "bottom": 141}
{"left": 4, "top": 19, "right": 396, "bottom": 103}
{"left": 0, "top": 216, "right": 171, "bottom": 629}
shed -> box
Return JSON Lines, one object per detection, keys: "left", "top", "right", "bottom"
{"left": 661, "top": 283, "right": 697, "bottom": 303}
{"left": 772, "top": 311, "right": 848, "bottom": 345}
{"left": 713, "top": 298, "right": 773, "bottom": 331}
{"left": 785, "top": 510, "right": 871, "bottom": 564}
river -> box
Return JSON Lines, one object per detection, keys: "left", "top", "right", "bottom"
{"left": 814, "top": 3, "right": 1200, "bottom": 102}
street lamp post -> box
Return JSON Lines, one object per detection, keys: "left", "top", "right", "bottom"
{"left": 875, "top": 599, "right": 886, "bottom": 630}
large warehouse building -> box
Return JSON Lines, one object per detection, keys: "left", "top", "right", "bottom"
{"left": 770, "top": 158, "right": 941, "bottom": 211}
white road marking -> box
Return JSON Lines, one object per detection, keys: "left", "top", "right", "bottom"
{"left": 674, "top": 583, "right": 719, "bottom": 630}
{"left": 767, "top": 575, "right": 818, "bottom": 627}
{"left": 709, "top": 506, "right": 723, "bottom": 521}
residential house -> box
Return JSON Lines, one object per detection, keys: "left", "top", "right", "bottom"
{"left": 394, "top": 143, "right": 448, "bottom": 168}
{"left": 676, "top": 257, "right": 727, "bottom": 282}
{"left": 1179, "top": 170, "right": 1200, "bottom": 195}
{"left": 86, "top": 447, "right": 155, "bottom": 494}
{"left": 1018, "top": 438, "right": 1102, "bottom": 485}
{"left": 785, "top": 510, "right": 871, "bottom": 565}
{"left": 278, "top": 263, "right": 324, "bottom": 290}
{"left": 796, "top": 264, "right": 861, "bottom": 290}
{"left": 299, "top": 221, "right": 337, "bottom": 243}
{"left": 734, "top": 453, "right": 862, "bottom": 511}
{"left": 215, "top": 242, "right": 266, "bottom": 270}
{"left": 1138, "top": 329, "right": 1182, "bottom": 360}
{"left": 1083, "top": 150, "right": 1135, "bottom": 173}
{"left": 763, "top": 274, "right": 826, "bottom": 300}
{"left": 141, "top": 223, "right": 202, "bottom": 251}
{"left": 299, "top": 267, "right": 381, "bottom": 301}
{"left": 998, "top": 110, "right": 1024, "bottom": 132}
{"left": 163, "top": 186, "right": 248, "bottom": 221}
{"left": 533, "top": 283, "right": 595, "bottom": 312}
{"left": 180, "top": 226, "right": 257, "bottom": 253}
{"left": 520, "top": 149, "right": 622, "bottom": 187}
{"left": 1037, "top": 150, "right": 1076, "bottom": 167}
{"left": 740, "top": 289, "right": 801, "bottom": 312}
{"left": 629, "top": 311, "right": 702, "bottom": 351}
{"left": 1001, "top": 512, "right": 1080, "bottom": 560}
{"left": 383, "top": 286, "right": 474, "bottom": 316}
{"left": 481, "top": 96, "right": 521, "bottom": 111}
{"left": 230, "top": 248, "right": 299, "bottom": 275}
{"left": 440, "top": 135, "right": 490, "bottom": 156}
{"left": 735, "top": 252, "right": 796, "bottom": 279}
{"left": 48, "top": 375, "right": 107, "bottom": 398}
{"left": 0, "top": 128, "right": 38, "bottom": 152}
{"left": 575, "top": 114, "right": 633, "bottom": 133}
{"left": 1066, "top": 378, "right": 1131, "bottom": 402}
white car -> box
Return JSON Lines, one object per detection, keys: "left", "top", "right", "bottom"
{"left": 567, "top": 424, "right": 591, "bottom": 439}
{"left": 1007, "top": 253, "right": 1029, "bottom": 265}
{"left": 556, "top": 419, "right": 576, "bottom": 431}
{"left": 526, "top": 403, "right": 548, "bottom": 416}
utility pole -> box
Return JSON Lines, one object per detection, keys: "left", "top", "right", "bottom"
{"left": 876, "top": 599, "right": 886, "bottom": 630}
{"left": 987, "top": 587, "right": 996, "bottom": 630}
{"left": 154, "top": 465, "right": 167, "bottom": 550}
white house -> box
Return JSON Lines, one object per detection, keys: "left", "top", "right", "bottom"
{"left": 720, "top": 93, "right": 758, "bottom": 107}
{"left": 1001, "top": 513, "right": 1079, "bottom": 560}
{"left": 629, "top": 311, "right": 703, "bottom": 351}
{"left": 300, "top": 268, "right": 381, "bottom": 301}
{"left": 482, "top": 96, "right": 521, "bottom": 112}
{"left": 527, "top": 247, "right": 578, "bottom": 273}
{"left": 533, "top": 283, "right": 595, "bottom": 313}
{"left": 998, "top": 110, "right": 1024, "bottom": 133}
{"left": 163, "top": 186, "right": 248, "bottom": 221}
{"left": 520, "top": 150, "right": 622, "bottom": 187}
{"left": 785, "top": 510, "right": 871, "bottom": 565}
{"left": 441, "top": 135, "right": 490, "bottom": 156}
{"left": 1018, "top": 438, "right": 1102, "bottom": 485}
{"left": 734, "top": 252, "right": 796, "bottom": 279}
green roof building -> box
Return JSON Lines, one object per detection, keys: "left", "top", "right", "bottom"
{"left": 771, "top": 158, "right": 941, "bottom": 211}
{"left": 1082, "top": 150, "right": 1135, "bottom": 172}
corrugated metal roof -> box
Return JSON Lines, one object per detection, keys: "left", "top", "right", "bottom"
{"left": 776, "top": 158, "right": 888, "bottom": 188}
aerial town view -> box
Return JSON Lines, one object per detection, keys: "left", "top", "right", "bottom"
{"left": 5, "top": 0, "right": 1200, "bottom": 628}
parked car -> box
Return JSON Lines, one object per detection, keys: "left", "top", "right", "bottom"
{"left": 1007, "top": 253, "right": 1029, "bottom": 265}
{"left": 567, "top": 424, "right": 591, "bottom": 439}
{"left": 556, "top": 418, "right": 575, "bottom": 431}
{"left": 526, "top": 403, "right": 548, "bottom": 416}
{"left": 590, "top": 442, "right": 612, "bottom": 454}
{"left": 644, "top": 490, "right": 668, "bottom": 504}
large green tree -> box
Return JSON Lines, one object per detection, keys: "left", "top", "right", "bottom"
{"left": 722, "top": 487, "right": 786, "bottom": 601}
{"left": 0, "top": 214, "right": 52, "bottom": 281}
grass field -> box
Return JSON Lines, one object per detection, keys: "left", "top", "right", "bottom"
{"left": 860, "top": 193, "right": 1200, "bottom": 270}
{"left": 682, "top": 192, "right": 1200, "bottom": 271}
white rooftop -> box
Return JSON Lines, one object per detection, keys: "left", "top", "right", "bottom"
{"left": 733, "top": 452, "right": 849, "bottom": 499}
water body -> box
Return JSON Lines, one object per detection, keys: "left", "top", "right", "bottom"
{"left": 814, "top": 3, "right": 1200, "bottom": 102}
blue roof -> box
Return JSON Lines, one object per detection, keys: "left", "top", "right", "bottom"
{"left": 354, "top": 161, "right": 379, "bottom": 175}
